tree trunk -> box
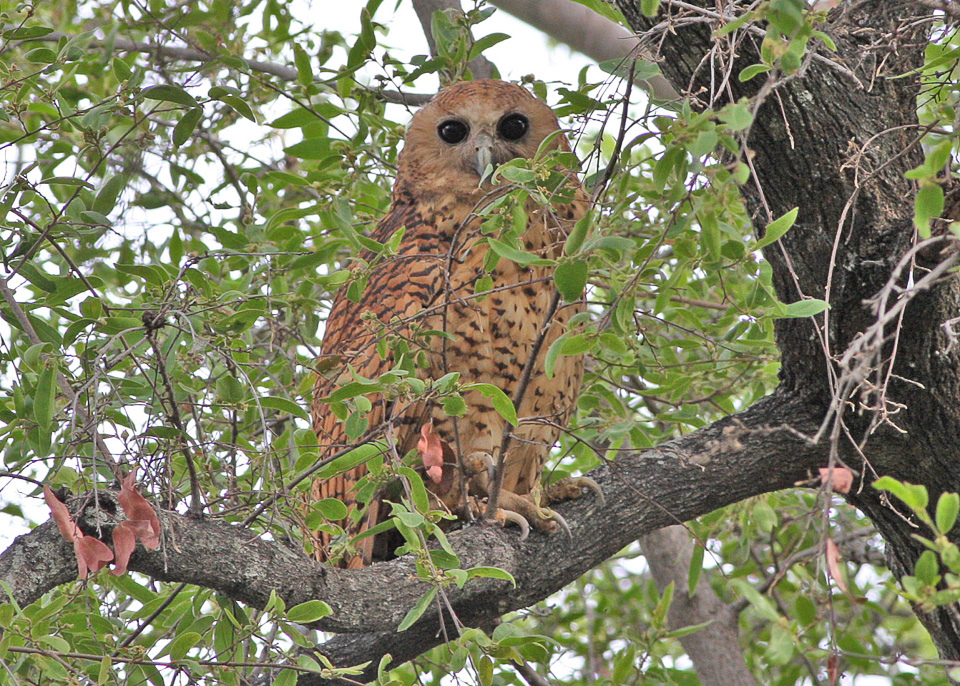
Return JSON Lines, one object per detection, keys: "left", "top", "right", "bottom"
{"left": 616, "top": 0, "right": 960, "bottom": 663}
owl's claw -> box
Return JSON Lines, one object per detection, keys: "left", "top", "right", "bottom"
{"left": 548, "top": 508, "right": 572, "bottom": 538}
{"left": 495, "top": 508, "right": 530, "bottom": 541}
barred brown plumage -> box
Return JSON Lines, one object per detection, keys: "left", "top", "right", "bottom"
{"left": 308, "top": 80, "right": 601, "bottom": 569}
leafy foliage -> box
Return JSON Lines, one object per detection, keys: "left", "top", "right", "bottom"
{"left": 0, "top": 0, "right": 953, "bottom": 684}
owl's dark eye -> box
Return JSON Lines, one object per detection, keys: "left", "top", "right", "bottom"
{"left": 438, "top": 119, "right": 469, "bottom": 144}
{"left": 498, "top": 113, "right": 529, "bottom": 141}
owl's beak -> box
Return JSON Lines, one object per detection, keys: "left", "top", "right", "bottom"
{"left": 474, "top": 134, "right": 493, "bottom": 178}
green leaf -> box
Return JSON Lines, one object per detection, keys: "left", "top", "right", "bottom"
{"left": 93, "top": 175, "right": 125, "bottom": 215}
{"left": 688, "top": 542, "right": 704, "bottom": 597}
{"left": 34, "top": 363, "right": 57, "bottom": 430}
{"left": 874, "top": 476, "right": 929, "bottom": 516}
{"left": 429, "top": 549, "right": 460, "bottom": 569}
{"left": 937, "top": 492, "right": 959, "bottom": 534}
{"left": 554, "top": 260, "right": 588, "bottom": 303}
{"left": 168, "top": 632, "right": 201, "bottom": 661}
{"left": 98, "top": 657, "right": 113, "bottom": 684}
{"left": 25, "top": 47, "right": 57, "bottom": 63}
{"left": 544, "top": 332, "right": 597, "bottom": 377}
{"left": 173, "top": 108, "right": 202, "bottom": 147}
{"left": 474, "top": 274, "right": 494, "bottom": 299}
{"left": 377, "top": 654, "right": 393, "bottom": 683}
{"left": 258, "top": 396, "right": 310, "bottom": 421}
{"left": 739, "top": 63, "right": 771, "bottom": 82}
{"left": 914, "top": 182, "right": 944, "bottom": 239}
{"left": 314, "top": 442, "right": 386, "bottom": 480}
{"left": 209, "top": 86, "right": 257, "bottom": 122}
{"left": 487, "top": 238, "right": 551, "bottom": 267}
{"left": 325, "top": 379, "right": 382, "bottom": 403}
{"left": 2, "top": 26, "right": 55, "bottom": 40}
{"left": 776, "top": 299, "right": 829, "bottom": 319}
{"left": 466, "top": 566, "right": 516, "bottom": 586}
{"left": 39, "top": 176, "right": 94, "bottom": 189}
{"left": 314, "top": 498, "right": 349, "bottom": 521}
{"left": 665, "top": 619, "right": 715, "bottom": 639}
{"left": 915, "top": 550, "right": 939, "bottom": 585}
{"left": 287, "top": 600, "right": 333, "bottom": 623}
{"left": 215, "top": 375, "right": 245, "bottom": 403}
{"left": 463, "top": 383, "right": 518, "bottom": 426}
{"left": 732, "top": 580, "right": 780, "bottom": 622}
{"left": 293, "top": 44, "right": 314, "bottom": 85}
{"left": 442, "top": 395, "right": 468, "bottom": 417}
{"left": 756, "top": 207, "right": 799, "bottom": 249}
{"left": 273, "top": 669, "right": 298, "bottom": 686}
{"left": 468, "top": 33, "right": 510, "bottom": 61}
{"left": 700, "top": 212, "right": 721, "bottom": 261}
{"left": 140, "top": 84, "right": 200, "bottom": 108}
{"left": 398, "top": 466, "right": 430, "bottom": 514}
{"left": 794, "top": 595, "right": 817, "bottom": 626}
{"left": 718, "top": 100, "right": 754, "bottom": 131}
{"left": 564, "top": 211, "right": 592, "bottom": 255}
{"left": 398, "top": 587, "right": 437, "bottom": 631}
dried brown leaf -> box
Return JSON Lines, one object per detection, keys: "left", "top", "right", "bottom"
{"left": 76, "top": 536, "right": 114, "bottom": 578}
{"left": 43, "top": 486, "right": 116, "bottom": 578}
{"left": 417, "top": 422, "right": 444, "bottom": 484}
{"left": 110, "top": 523, "right": 137, "bottom": 576}
{"left": 825, "top": 537, "right": 848, "bottom": 594}
{"left": 819, "top": 467, "right": 853, "bottom": 494}
{"left": 43, "top": 485, "right": 81, "bottom": 542}
{"left": 827, "top": 653, "right": 842, "bottom": 685}
{"left": 117, "top": 468, "right": 161, "bottom": 549}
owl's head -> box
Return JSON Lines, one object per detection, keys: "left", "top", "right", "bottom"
{"left": 394, "top": 79, "right": 573, "bottom": 198}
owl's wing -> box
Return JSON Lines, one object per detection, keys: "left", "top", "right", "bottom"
{"left": 309, "top": 200, "right": 446, "bottom": 568}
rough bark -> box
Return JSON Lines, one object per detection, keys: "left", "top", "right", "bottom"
{"left": 641, "top": 527, "right": 759, "bottom": 686}
{"left": 1, "top": 393, "right": 825, "bottom": 682}
{"left": 616, "top": 0, "right": 960, "bottom": 663}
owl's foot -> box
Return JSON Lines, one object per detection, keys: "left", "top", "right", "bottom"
{"left": 492, "top": 507, "right": 530, "bottom": 541}
{"left": 542, "top": 476, "right": 605, "bottom": 507}
{"left": 494, "top": 490, "right": 571, "bottom": 539}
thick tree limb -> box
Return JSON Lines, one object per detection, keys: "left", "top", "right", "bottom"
{"left": 489, "top": 0, "right": 679, "bottom": 101}
{"left": 641, "top": 527, "right": 758, "bottom": 686}
{"left": 1, "top": 393, "right": 827, "bottom": 681}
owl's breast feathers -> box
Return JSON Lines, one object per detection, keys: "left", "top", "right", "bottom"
{"left": 313, "top": 183, "right": 586, "bottom": 477}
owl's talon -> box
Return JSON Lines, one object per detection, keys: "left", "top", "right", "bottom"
{"left": 578, "top": 476, "right": 605, "bottom": 507}
{"left": 547, "top": 508, "right": 572, "bottom": 538}
{"left": 497, "top": 508, "right": 530, "bottom": 541}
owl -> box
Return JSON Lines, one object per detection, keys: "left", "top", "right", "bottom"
{"left": 309, "top": 79, "right": 600, "bottom": 568}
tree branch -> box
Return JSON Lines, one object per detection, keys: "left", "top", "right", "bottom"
{"left": 489, "top": 0, "right": 679, "bottom": 101}
{"left": 1, "top": 393, "right": 827, "bottom": 680}
{"left": 641, "top": 526, "right": 758, "bottom": 686}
